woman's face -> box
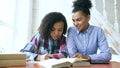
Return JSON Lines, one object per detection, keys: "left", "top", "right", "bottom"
{"left": 72, "top": 11, "right": 90, "bottom": 32}
{"left": 50, "top": 22, "right": 64, "bottom": 40}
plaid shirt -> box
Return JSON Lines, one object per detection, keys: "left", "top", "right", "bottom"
{"left": 21, "top": 33, "right": 67, "bottom": 61}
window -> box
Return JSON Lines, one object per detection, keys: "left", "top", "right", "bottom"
{"left": 0, "top": 0, "right": 32, "bottom": 53}
{"left": 0, "top": 0, "right": 15, "bottom": 53}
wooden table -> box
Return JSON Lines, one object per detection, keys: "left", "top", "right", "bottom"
{"left": 2, "top": 61, "right": 120, "bottom": 68}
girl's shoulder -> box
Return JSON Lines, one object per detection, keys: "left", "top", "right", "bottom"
{"left": 32, "top": 32, "right": 44, "bottom": 41}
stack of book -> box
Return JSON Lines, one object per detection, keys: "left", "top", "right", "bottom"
{"left": 0, "top": 53, "right": 26, "bottom": 67}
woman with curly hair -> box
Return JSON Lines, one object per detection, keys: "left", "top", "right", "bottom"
{"left": 21, "top": 12, "right": 67, "bottom": 61}
{"left": 67, "top": 0, "right": 111, "bottom": 63}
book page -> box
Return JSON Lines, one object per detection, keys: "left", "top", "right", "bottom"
{"left": 38, "top": 59, "right": 71, "bottom": 68}
{"left": 38, "top": 59, "right": 58, "bottom": 68}
{"left": 73, "top": 58, "right": 89, "bottom": 63}
{"left": 58, "top": 58, "right": 88, "bottom": 63}
{"left": 55, "top": 58, "right": 90, "bottom": 67}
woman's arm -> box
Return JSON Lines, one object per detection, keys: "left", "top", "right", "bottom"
{"left": 89, "top": 28, "right": 111, "bottom": 63}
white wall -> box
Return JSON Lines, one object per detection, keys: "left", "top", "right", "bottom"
{"left": 32, "top": 0, "right": 74, "bottom": 35}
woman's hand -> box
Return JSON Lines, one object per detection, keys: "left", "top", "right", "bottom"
{"left": 36, "top": 54, "right": 53, "bottom": 61}
{"left": 73, "top": 53, "right": 82, "bottom": 58}
{"left": 73, "top": 53, "right": 91, "bottom": 61}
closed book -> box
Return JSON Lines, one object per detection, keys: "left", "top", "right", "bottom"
{"left": 38, "top": 58, "right": 91, "bottom": 68}
{"left": 0, "top": 53, "right": 26, "bottom": 60}
{"left": 0, "top": 59, "right": 26, "bottom": 67}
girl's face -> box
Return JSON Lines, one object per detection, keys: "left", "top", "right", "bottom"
{"left": 72, "top": 11, "right": 90, "bottom": 32}
{"left": 50, "top": 22, "right": 64, "bottom": 40}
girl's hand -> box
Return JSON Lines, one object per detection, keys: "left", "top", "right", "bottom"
{"left": 36, "top": 54, "right": 53, "bottom": 61}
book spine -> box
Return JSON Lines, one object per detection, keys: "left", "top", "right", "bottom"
{"left": 0, "top": 54, "right": 26, "bottom": 60}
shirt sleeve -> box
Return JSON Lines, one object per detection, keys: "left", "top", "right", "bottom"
{"left": 20, "top": 33, "right": 40, "bottom": 61}
{"left": 66, "top": 27, "right": 78, "bottom": 57}
{"left": 89, "top": 28, "right": 111, "bottom": 63}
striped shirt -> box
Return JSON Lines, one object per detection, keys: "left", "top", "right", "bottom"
{"left": 67, "top": 25, "right": 111, "bottom": 63}
{"left": 21, "top": 33, "right": 67, "bottom": 61}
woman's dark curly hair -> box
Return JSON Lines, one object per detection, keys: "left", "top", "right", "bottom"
{"left": 38, "top": 12, "right": 67, "bottom": 39}
{"left": 72, "top": 0, "right": 92, "bottom": 15}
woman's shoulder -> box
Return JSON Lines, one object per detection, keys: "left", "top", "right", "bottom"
{"left": 68, "top": 26, "right": 76, "bottom": 30}
{"left": 89, "top": 25, "right": 105, "bottom": 35}
{"left": 90, "top": 25, "right": 103, "bottom": 31}
{"left": 68, "top": 26, "right": 77, "bottom": 32}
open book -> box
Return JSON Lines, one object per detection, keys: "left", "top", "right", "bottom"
{"left": 38, "top": 58, "right": 90, "bottom": 68}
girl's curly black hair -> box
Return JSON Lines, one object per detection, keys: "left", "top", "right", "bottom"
{"left": 72, "top": 0, "right": 92, "bottom": 15}
{"left": 38, "top": 12, "right": 67, "bottom": 39}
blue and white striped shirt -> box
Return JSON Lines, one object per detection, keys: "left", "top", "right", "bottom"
{"left": 67, "top": 25, "right": 111, "bottom": 63}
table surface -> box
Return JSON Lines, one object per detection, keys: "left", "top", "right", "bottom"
{"left": 2, "top": 61, "right": 120, "bottom": 68}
